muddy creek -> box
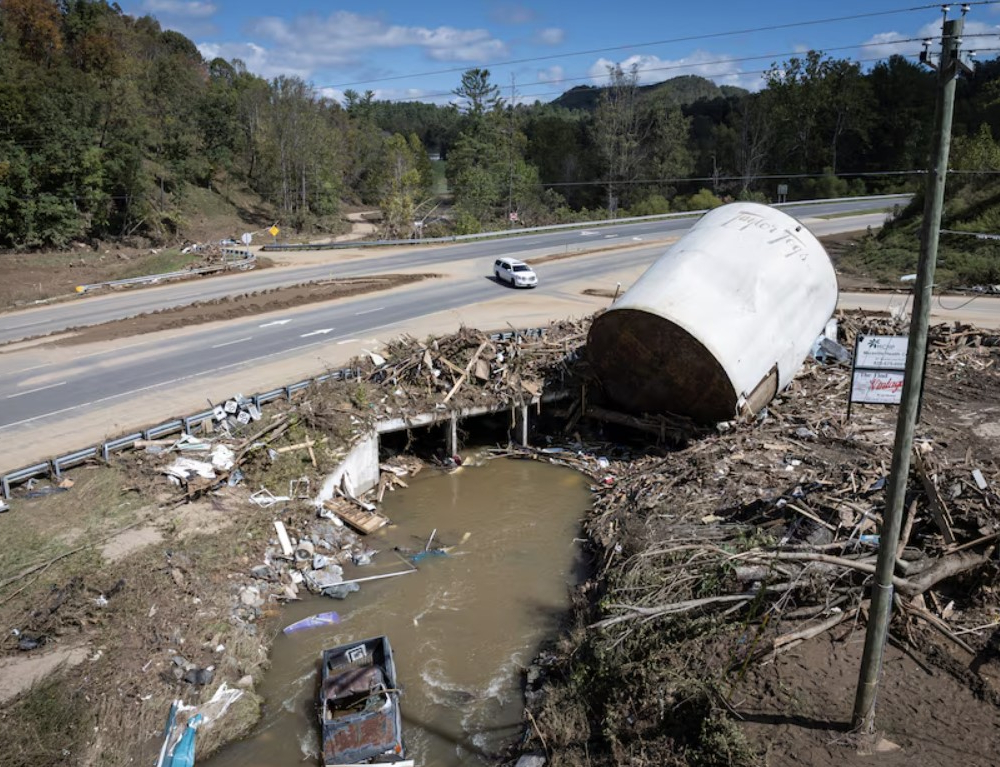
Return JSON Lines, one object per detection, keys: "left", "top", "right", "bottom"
{"left": 205, "top": 454, "right": 591, "bottom": 766}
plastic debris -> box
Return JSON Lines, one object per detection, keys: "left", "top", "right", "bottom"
{"left": 282, "top": 611, "right": 341, "bottom": 634}
{"left": 163, "top": 458, "right": 215, "bottom": 481}
{"left": 321, "top": 582, "right": 360, "bottom": 600}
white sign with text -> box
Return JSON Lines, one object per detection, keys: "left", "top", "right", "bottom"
{"left": 851, "top": 370, "right": 906, "bottom": 404}
{"left": 855, "top": 335, "right": 908, "bottom": 370}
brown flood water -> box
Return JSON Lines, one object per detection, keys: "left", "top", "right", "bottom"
{"left": 204, "top": 453, "right": 591, "bottom": 766}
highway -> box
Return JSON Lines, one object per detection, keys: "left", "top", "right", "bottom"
{"left": 12, "top": 195, "right": 995, "bottom": 474}
{"left": 0, "top": 197, "right": 900, "bottom": 345}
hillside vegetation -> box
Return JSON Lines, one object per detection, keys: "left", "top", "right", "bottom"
{"left": 4, "top": 1, "right": 1000, "bottom": 253}
{"left": 837, "top": 140, "right": 1000, "bottom": 289}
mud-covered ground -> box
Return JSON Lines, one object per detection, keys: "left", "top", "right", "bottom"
{"left": 3, "top": 315, "right": 998, "bottom": 767}
{"left": 517, "top": 317, "right": 1000, "bottom": 767}
{"left": 30, "top": 274, "right": 434, "bottom": 347}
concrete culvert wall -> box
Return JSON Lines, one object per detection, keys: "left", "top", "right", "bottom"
{"left": 587, "top": 202, "right": 838, "bottom": 422}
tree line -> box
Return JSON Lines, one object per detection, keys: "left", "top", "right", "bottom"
{"left": 2, "top": 0, "right": 1000, "bottom": 249}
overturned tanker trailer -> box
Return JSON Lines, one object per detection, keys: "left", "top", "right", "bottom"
{"left": 587, "top": 202, "right": 838, "bottom": 422}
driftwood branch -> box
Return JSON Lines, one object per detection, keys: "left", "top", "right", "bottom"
{"left": 737, "top": 548, "right": 991, "bottom": 598}
{"left": 590, "top": 583, "right": 796, "bottom": 630}
{"left": 899, "top": 599, "right": 976, "bottom": 655}
{"left": 752, "top": 605, "right": 861, "bottom": 662}
{"left": 894, "top": 549, "right": 993, "bottom": 597}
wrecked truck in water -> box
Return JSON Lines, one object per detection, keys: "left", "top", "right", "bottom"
{"left": 318, "top": 635, "right": 411, "bottom": 766}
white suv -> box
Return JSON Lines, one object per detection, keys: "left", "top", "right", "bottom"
{"left": 493, "top": 257, "right": 538, "bottom": 288}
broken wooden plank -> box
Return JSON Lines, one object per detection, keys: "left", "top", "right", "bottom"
{"left": 912, "top": 448, "right": 956, "bottom": 545}
{"left": 323, "top": 501, "right": 389, "bottom": 535}
{"left": 442, "top": 340, "right": 490, "bottom": 403}
{"left": 274, "top": 520, "right": 294, "bottom": 557}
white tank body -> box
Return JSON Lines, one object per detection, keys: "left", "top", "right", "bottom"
{"left": 587, "top": 202, "right": 838, "bottom": 422}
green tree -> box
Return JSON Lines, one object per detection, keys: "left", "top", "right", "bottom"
{"left": 453, "top": 68, "right": 500, "bottom": 118}
{"left": 447, "top": 78, "right": 545, "bottom": 228}
{"left": 377, "top": 134, "right": 422, "bottom": 238}
{"left": 593, "top": 63, "right": 644, "bottom": 214}
{"left": 407, "top": 133, "right": 433, "bottom": 195}
{"left": 764, "top": 51, "right": 873, "bottom": 177}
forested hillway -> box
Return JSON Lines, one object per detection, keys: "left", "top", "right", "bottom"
{"left": 5, "top": 0, "right": 1000, "bottom": 256}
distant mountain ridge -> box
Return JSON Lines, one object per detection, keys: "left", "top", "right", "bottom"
{"left": 550, "top": 74, "right": 748, "bottom": 111}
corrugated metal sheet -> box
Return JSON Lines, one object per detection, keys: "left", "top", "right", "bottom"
{"left": 588, "top": 202, "right": 838, "bottom": 421}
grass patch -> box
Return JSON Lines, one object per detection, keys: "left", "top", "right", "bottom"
{"left": 0, "top": 677, "right": 91, "bottom": 767}
{"left": 431, "top": 159, "right": 449, "bottom": 195}
{"left": 834, "top": 181, "right": 1000, "bottom": 287}
{"left": 0, "top": 468, "right": 144, "bottom": 579}
{"left": 109, "top": 249, "right": 196, "bottom": 280}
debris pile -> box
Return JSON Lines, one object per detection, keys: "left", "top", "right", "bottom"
{"left": 515, "top": 313, "right": 1000, "bottom": 765}
{"left": 356, "top": 321, "right": 587, "bottom": 414}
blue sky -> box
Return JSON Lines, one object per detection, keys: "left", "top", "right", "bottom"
{"left": 119, "top": 1, "right": 1000, "bottom": 103}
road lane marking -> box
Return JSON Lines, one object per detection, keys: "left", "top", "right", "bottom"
{"left": 337, "top": 339, "right": 359, "bottom": 344}
{"left": 300, "top": 328, "right": 334, "bottom": 337}
{"left": 6, "top": 381, "right": 67, "bottom": 399}
{"left": 259, "top": 319, "right": 291, "bottom": 327}
{"left": 0, "top": 315, "right": 439, "bottom": 432}
{"left": 354, "top": 306, "right": 384, "bottom": 316}
{"left": 211, "top": 336, "right": 252, "bottom": 349}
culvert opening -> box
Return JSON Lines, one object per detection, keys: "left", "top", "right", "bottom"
{"left": 378, "top": 410, "right": 528, "bottom": 464}
{"left": 378, "top": 422, "right": 450, "bottom": 461}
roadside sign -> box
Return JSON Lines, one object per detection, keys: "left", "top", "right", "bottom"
{"left": 855, "top": 335, "right": 908, "bottom": 370}
{"left": 847, "top": 333, "right": 918, "bottom": 418}
{"left": 851, "top": 370, "right": 906, "bottom": 404}
{"left": 241, "top": 232, "right": 252, "bottom": 246}
{"left": 269, "top": 225, "right": 280, "bottom": 237}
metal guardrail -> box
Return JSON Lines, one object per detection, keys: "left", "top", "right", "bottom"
{"left": 0, "top": 326, "right": 553, "bottom": 501}
{"left": 260, "top": 195, "right": 911, "bottom": 253}
{"left": 75, "top": 251, "right": 255, "bottom": 293}
{"left": 1, "top": 365, "right": 357, "bottom": 501}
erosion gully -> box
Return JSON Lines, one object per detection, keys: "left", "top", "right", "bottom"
{"left": 204, "top": 452, "right": 591, "bottom": 767}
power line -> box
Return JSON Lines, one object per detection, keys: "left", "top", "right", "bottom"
{"left": 318, "top": 4, "right": 952, "bottom": 90}
{"left": 479, "top": 41, "right": 930, "bottom": 101}
{"left": 387, "top": 52, "right": 925, "bottom": 105}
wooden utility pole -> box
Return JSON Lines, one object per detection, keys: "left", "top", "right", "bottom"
{"left": 852, "top": 7, "right": 973, "bottom": 733}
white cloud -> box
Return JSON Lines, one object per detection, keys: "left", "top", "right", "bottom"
{"left": 534, "top": 27, "right": 564, "bottom": 46}
{"left": 858, "top": 18, "right": 1000, "bottom": 63}
{"left": 317, "top": 87, "right": 346, "bottom": 103}
{"left": 588, "top": 51, "right": 766, "bottom": 92}
{"left": 242, "top": 12, "right": 507, "bottom": 66}
{"left": 142, "top": 0, "right": 216, "bottom": 18}
{"left": 858, "top": 30, "right": 921, "bottom": 60}
{"left": 537, "top": 65, "right": 564, "bottom": 83}
{"left": 198, "top": 41, "right": 312, "bottom": 80}
{"left": 196, "top": 11, "right": 510, "bottom": 85}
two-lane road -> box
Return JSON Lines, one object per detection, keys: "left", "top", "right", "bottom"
{"left": 0, "top": 197, "right": 901, "bottom": 345}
